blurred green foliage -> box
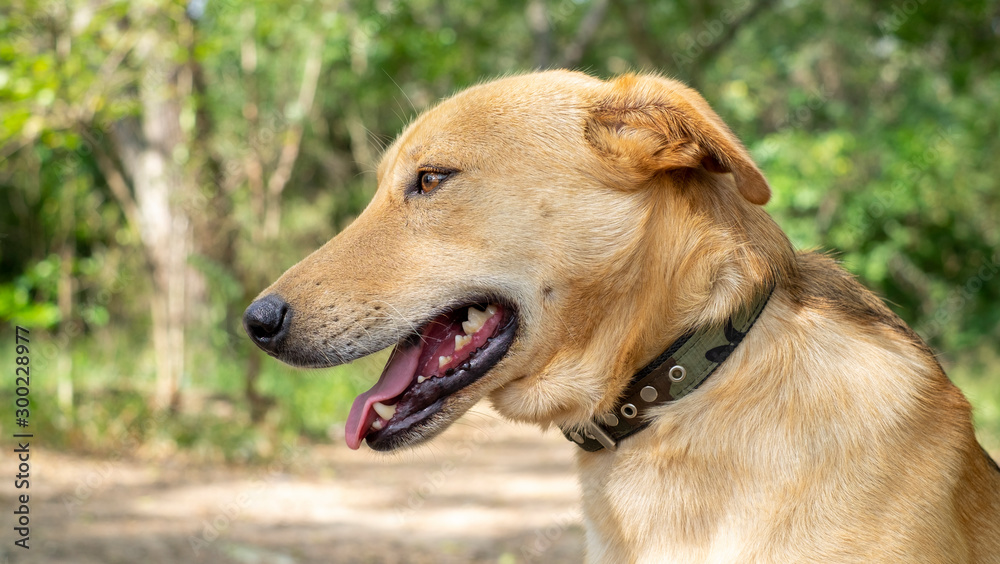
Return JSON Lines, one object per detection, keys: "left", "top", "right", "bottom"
{"left": 0, "top": 254, "right": 62, "bottom": 326}
{"left": 0, "top": 0, "right": 998, "bottom": 458}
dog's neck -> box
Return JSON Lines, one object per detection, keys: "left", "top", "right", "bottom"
{"left": 559, "top": 283, "right": 774, "bottom": 451}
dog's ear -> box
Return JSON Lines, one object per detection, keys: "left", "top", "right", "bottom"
{"left": 585, "top": 74, "right": 770, "bottom": 205}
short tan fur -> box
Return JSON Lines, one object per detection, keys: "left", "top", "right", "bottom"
{"left": 255, "top": 71, "right": 1000, "bottom": 563}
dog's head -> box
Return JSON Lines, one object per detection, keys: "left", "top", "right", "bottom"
{"left": 243, "top": 71, "right": 791, "bottom": 451}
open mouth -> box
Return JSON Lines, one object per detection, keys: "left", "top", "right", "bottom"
{"left": 345, "top": 302, "right": 518, "bottom": 451}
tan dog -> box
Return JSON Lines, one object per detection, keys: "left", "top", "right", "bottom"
{"left": 244, "top": 71, "right": 1000, "bottom": 563}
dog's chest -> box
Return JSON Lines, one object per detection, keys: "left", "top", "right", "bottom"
{"left": 578, "top": 447, "right": 775, "bottom": 563}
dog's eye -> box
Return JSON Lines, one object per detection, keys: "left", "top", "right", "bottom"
{"left": 419, "top": 170, "right": 449, "bottom": 193}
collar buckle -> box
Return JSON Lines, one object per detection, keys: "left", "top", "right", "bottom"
{"left": 586, "top": 421, "right": 618, "bottom": 451}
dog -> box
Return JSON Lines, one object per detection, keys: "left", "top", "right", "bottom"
{"left": 243, "top": 71, "right": 1000, "bottom": 563}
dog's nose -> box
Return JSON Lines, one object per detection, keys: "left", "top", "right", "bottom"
{"left": 243, "top": 294, "right": 290, "bottom": 352}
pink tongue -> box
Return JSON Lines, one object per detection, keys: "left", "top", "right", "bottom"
{"left": 345, "top": 342, "right": 422, "bottom": 450}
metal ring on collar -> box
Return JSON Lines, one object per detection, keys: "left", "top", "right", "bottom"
{"left": 668, "top": 365, "right": 687, "bottom": 382}
{"left": 621, "top": 403, "right": 638, "bottom": 419}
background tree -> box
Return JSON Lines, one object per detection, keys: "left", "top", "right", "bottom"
{"left": 1, "top": 0, "right": 998, "bottom": 457}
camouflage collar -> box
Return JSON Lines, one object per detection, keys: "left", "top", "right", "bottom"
{"left": 561, "top": 286, "right": 774, "bottom": 452}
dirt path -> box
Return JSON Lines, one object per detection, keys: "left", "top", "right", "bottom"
{"left": 1, "top": 405, "right": 584, "bottom": 564}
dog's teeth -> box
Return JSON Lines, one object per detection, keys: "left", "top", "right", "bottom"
{"left": 462, "top": 313, "right": 484, "bottom": 334}
{"left": 372, "top": 401, "right": 396, "bottom": 420}
{"left": 417, "top": 375, "right": 426, "bottom": 384}
{"left": 371, "top": 419, "right": 384, "bottom": 431}
{"left": 455, "top": 333, "right": 472, "bottom": 351}
{"left": 438, "top": 355, "right": 452, "bottom": 368}
{"left": 485, "top": 304, "right": 498, "bottom": 317}
{"left": 463, "top": 307, "right": 489, "bottom": 334}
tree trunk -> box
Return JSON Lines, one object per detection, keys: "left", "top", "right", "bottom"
{"left": 56, "top": 218, "right": 75, "bottom": 423}
{"left": 111, "top": 31, "right": 197, "bottom": 412}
